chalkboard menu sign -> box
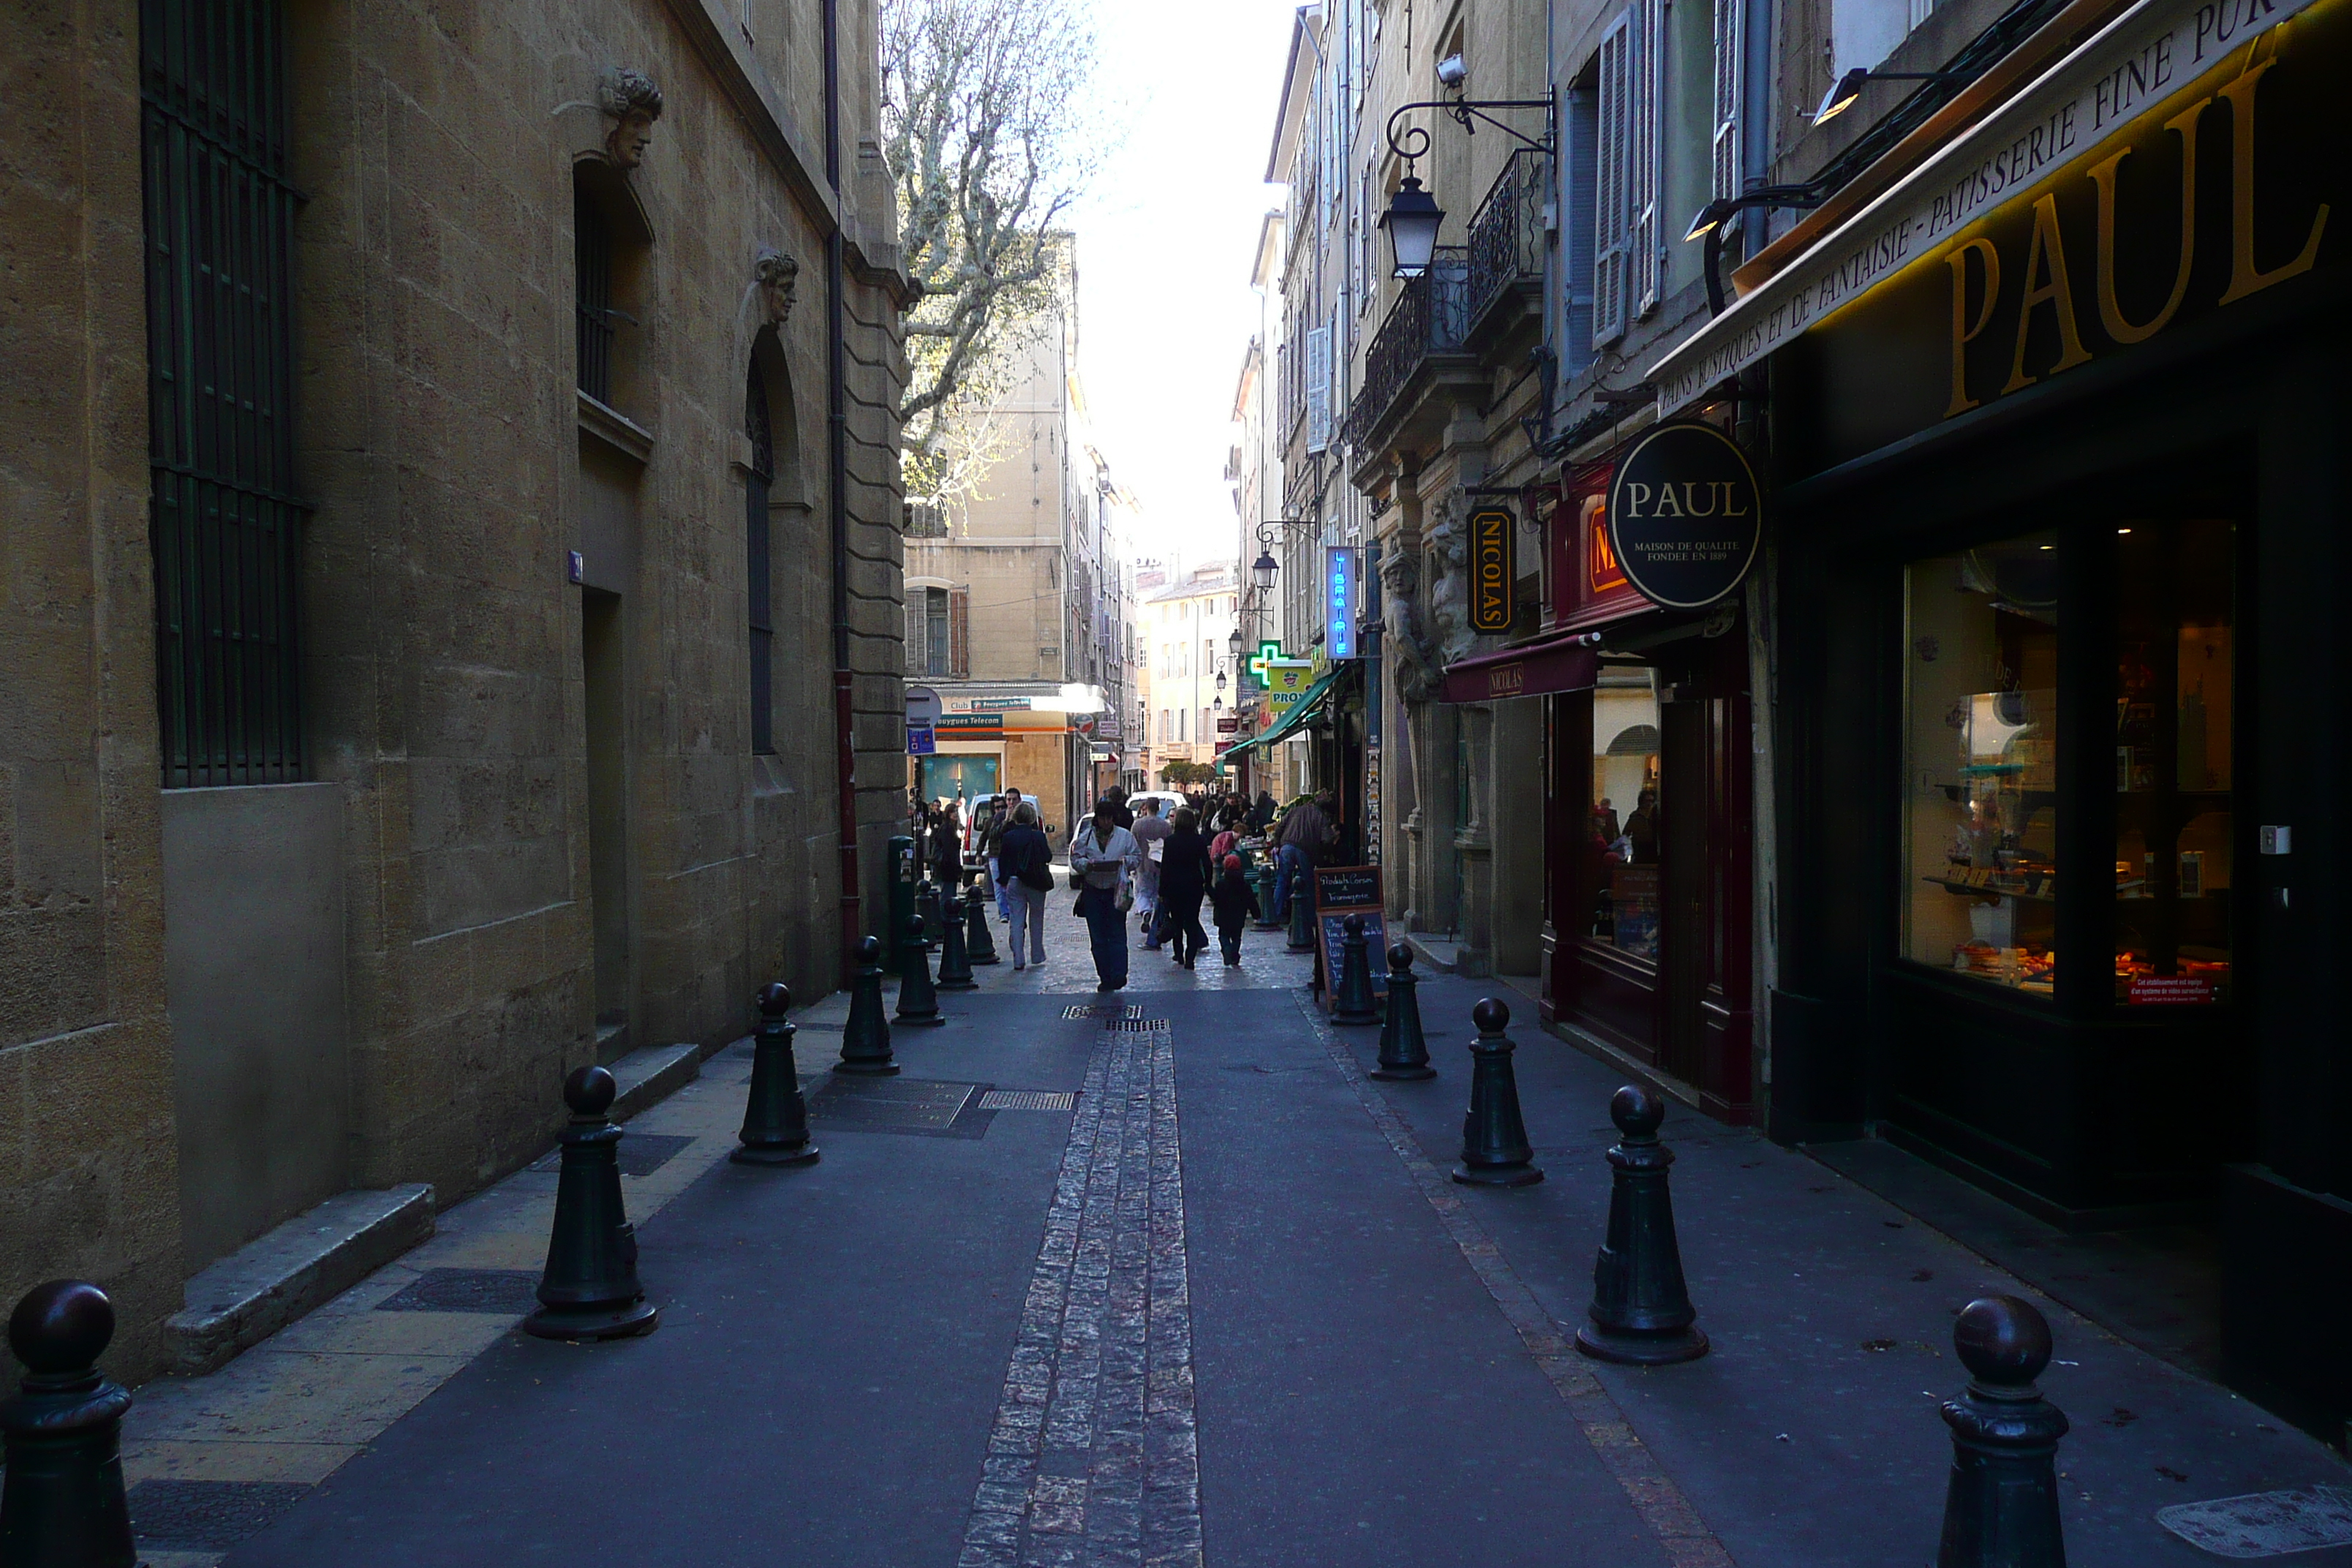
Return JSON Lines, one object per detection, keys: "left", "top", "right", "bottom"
{"left": 1311, "top": 864, "right": 1387, "bottom": 1011}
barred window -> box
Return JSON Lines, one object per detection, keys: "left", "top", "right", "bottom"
{"left": 143, "top": 0, "right": 304, "bottom": 786}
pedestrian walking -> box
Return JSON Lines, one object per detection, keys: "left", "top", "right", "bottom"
{"left": 983, "top": 787, "right": 1025, "bottom": 922}
{"left": 1132, "top": 798, "right": 1172, "bottom": 949}
{"left": 1158, "top": 808, "right": 1214, "bottom": 969}
{"left": 1271, "top": 790, "right": 1337, "bottom": 921}
{"left": 1067, "top": 797, "right": 1141, "bottom": 990}
{"left": 992, "top": 801, "right": 1055, "bottom": 970}
{"left": 1210, "top": 853, "right": 1260, "bottom": 966}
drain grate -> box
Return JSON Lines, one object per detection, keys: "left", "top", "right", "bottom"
{"left": 2157, "top": 1487, "right": 2352, "bottom": 1559}
{"left": 809, "top": 1077, "right": 994, "bottom": 1139}
{"left": 374, "top": 1267, "right": 541, "bottom": 1316}
{"left": 130, "top": 1479, "right": 312, "bottom": 1549}
{"left": 1061, "top": 1003, "right": 1143, "bottom": 1020}
{"left": 978, "top": 1090, "right": 1078, "bottom": 1111}
{"left": 1103, "top": 1018, "right": 1169, "bottom": 1032}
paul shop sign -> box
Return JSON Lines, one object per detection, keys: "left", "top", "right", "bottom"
{"left": 1604, "top": 423, "right": 1764, "bottom": 609}
{"left": 1648, "top": 0, "right": 2335, "bottom": 422}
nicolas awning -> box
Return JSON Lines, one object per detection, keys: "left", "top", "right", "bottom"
{"left": 1440, "top": 630, "right": 1599, "bottom": 704}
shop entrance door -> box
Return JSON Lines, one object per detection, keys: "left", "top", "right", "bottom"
{"left": 1659, "top": 696, "right": 1708, "bottom": 1084}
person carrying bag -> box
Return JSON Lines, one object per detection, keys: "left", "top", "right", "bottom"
{"left": 992, "top": 801, "right": 1055, "bottom": 971}
{"left": 1066, "top": 796, "right": 1142, "bottom": 991}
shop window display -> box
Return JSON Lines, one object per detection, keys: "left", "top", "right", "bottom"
{"left": 2114, "top": 521, "right": 2233, "bottom": 1006}
{"left": 1904, "top": 538, "right": 2060, "bottom": 993}
{"left": 1589, "top": 662, "right": 1663, "bottom": 961}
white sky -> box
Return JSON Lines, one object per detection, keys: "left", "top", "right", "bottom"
{"left": 1068, "top": 0, "right": 1301, "bottom": 578}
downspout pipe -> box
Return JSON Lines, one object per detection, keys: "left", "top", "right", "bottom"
{"left": 825, "top": 0, "right": 860, "bottom": 987}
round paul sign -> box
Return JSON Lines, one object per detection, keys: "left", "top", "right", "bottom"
{"left": 1605, "top": 422, "right": 1763, "bottom": 609}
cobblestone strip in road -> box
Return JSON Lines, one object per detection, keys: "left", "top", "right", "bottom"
{"left": 961, "top": 1019, "right": 1202, "bottom": 1568}
{"left": 1294, "top": 992, "right": 1737, "bottom": 1568}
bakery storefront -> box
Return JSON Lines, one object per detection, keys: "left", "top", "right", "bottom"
{"left": 1474, "top": 432, "right": 1762, "bottom": 1124}
{"left": 1650, "top": 0, "right": 2352, "bottom": 1429}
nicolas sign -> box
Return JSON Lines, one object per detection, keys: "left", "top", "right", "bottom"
{"left": 1605, "top": 422, "right": 1763, "bottom": 609}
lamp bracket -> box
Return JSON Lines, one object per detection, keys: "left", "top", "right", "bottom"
{"left": 1384, "top": 94, "right": 1556, "bottom": 166}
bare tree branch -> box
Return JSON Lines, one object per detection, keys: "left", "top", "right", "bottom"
{"left": 882, "top": 0, "right": 1109, "bottom": 506}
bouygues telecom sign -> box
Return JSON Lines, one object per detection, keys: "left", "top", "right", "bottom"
{"left": 1604, "top": 422, "right": 1763, "bottom": 609}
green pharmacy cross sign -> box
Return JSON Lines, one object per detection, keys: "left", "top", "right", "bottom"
{"left": 1247, "top": 640, "right": 1284, "bottom": 687}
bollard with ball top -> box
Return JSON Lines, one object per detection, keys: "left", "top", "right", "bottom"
{"left": 935, "top": 886, "right": 978, "bottom": 991}
{"left": 1453, "top": 998, "right": 1543, "bottom": 1186}
{"left": 1576, "top": 1086, "right": 1708, "bottom": 1364}
{"left": 0, "top": 1281, "right": 135, "bottom": 1568}
{"left": 1370, "top": 944, "right": 1435, "bottom": 1080}
{"left": 965, "top": 872, "right": 1000, "bottom": 965}
{"left": 1935, "top": 1297, "right": 2070, "bottom": 1568}
{"left": 733, "top": 981, "right": 819, "bottom": 1166}
{"left": 1332, "top": 913, "right": 1380, "bottom": 1025}
{"left": 837, "top": 934, "right": 899, "bottom": 1074}
{"left": 1286, "top": 881, "right": 1316, "bottom": 952}
{"left": 915, "top": 880, "right": 943, "bottom": 951}
{"left": 894, "top": 912, "right": 946, "bottom": 1026}
{"left": 1252, "top": 861, "right": 1282, "bottom": 930}
{"left": 524, "top": 1066, "right": 659, "bottom": 1341}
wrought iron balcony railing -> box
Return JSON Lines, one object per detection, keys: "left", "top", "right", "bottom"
{"left": 1343, "top": 248, "right": 1470, "bottom": 452}
{"left": 1465, "top": 149, "right": 1551, "bottom": 325}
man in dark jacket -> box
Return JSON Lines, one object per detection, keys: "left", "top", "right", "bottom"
{"left": 1271, "top": 791, "right": 1336, "bottom": 921}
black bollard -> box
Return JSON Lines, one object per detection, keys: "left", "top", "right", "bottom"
{"left": 1453, "top": 998, "right": 1543, "bottom": 1187}
{"left": 916, "top": 880, "right": 943, "bottom": 951}
{"left": 1370, "top": 944, "right": 1436, "bottom": 1080}
{"left": 837, "top": 934, "right": 899, "bottom": 1074}
{"left": 732, "top": 981, "right": 820, "bottom": 1166}
{"left": 524, "top": 1066, "right": 660, "bottom": 1341}
{"left": 1286, "top": 878, "right": 1317, "bottom": 952}
{"left": 895, "top": 912, "right": 946, "bottom": 1026}
{"left": 1935, "top": 1297, "right": 2070, "bottom": 1568}
{"left": 1576, "top": 1086, "right": 1707, "bottom": 1363}
{"left": 0, "top": 1281, "right": 135, "bottom": 1568}
{"left": 965, "top": 872, "right": 1000, "bottom": 965}
{"left": 1252, "top": 861, "right": 1282, "bottom": 930}
{"left": 935, "top": 886, "right": 978, "bottom": 991}
{"left": 1332, "top": 913, "right": 1380, "bottom": 1025}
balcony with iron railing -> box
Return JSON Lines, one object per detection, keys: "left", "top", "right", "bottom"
{"left": 1341, "top": 247, "right": 1476, "bottom": 458}
{"left": 1463, "top": 148, "right": 1551, "bottom": 350}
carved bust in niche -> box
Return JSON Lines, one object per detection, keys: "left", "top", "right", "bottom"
{"left": 598, "top": 68, "right": 665, "bottom": 168}
{"left": 756, "top": 250, "right": 800, "bottom": 326}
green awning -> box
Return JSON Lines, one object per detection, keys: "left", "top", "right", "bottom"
{"left": 1224, "top": 667, "right": 1343, "bottom": 761}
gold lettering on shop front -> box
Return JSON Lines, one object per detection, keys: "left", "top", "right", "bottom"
{"left": 2001, "top": 194, "right": 2096, "bottom": 394}
{"left": 2213, "top": 51, "right": 2330, "bottom": 303}
{"left": 1945, "top": 238, "right": 2002, "bottom": 416}
{"left": 2089, "top": 99, "right": 2206, "bottom": 343}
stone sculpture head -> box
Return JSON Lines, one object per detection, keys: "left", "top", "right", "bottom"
{"left": 598, "top": 67, "right": 664, "bottom": 168}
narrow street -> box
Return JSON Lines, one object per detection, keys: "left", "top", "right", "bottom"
{"left": 113, "top": 897, "right": 2346, "bottom": 1568}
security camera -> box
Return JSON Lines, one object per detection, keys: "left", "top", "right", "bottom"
{"left": 1436, "top": 52, "right": 1467, "bottom": 88}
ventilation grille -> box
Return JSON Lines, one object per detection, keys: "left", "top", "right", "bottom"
{"left": 979, "top": 1090, "right": 1078, "bottom": 1112}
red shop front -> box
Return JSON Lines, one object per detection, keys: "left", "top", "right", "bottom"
{"left": 1533, "top": 459, "right": 1757, "bottom": 1123}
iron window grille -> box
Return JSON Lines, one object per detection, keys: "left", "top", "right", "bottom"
{"left": 142, "top": 0, "right": 305, "bottom": 788}
{"left": 746, "top": 363, "right": 774, "bottom": 755}
{"left": 576, "top": 197, "right": 615, "bottom": 404}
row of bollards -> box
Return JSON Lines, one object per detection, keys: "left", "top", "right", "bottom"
{"left": 1335, "top": 961, "right": 2073, "bottom": 1568}
{"left": 4, "top": 898, "right": 2070, "bottom": 1568}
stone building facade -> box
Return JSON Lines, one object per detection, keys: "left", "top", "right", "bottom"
{"left": 4, "top": 0, "right": 908, "bottom": 1379}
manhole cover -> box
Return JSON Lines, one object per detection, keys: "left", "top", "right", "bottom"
{"left": 130, "top": 1479, "right": 311, "bottom": 1549}
{"left": 374, "top": 1267, "right": 541, "bottom": 1316}
{"left": 2157, "top": 1487, "right": 2352, "bottom": 1558}
{"left": 979, "top": 1090, "right": 1077, "bottom": 1111}
{"left": 809, "top": 1077, "right": 992, "bottom": 1139}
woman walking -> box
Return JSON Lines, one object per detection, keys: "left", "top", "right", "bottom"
{"left": 1156, "top": 807, "right": 1214, "bottom": 970}
{"left": 992, "top": 800, "right": 1055, "bottom": 971}
{"left": 1131, "top": 798, "right": 1171, "bottom": 949}
{"left": 1067, "top": 796, "right": 1142, "bottom": 991}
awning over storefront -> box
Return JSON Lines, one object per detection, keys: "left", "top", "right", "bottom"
{"left": 1440, "top": 631, "right": 1599, "bottom": 704}
{"left": 1224, "top": 666, "right": 1344, "bottom": 760}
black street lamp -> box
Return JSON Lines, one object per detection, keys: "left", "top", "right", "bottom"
{"left": 1376, "top": 77, "right": 1555, "bottom": 278}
